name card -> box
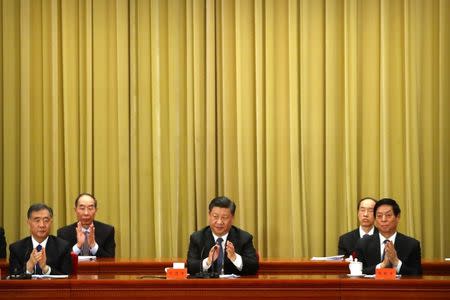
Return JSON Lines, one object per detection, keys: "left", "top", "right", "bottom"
{"left": 375, "top": 268, "right": 396, "bottom": 279}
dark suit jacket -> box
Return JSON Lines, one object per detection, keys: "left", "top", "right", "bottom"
{"left": 57, "top": 220, "right": 115, "bottom": 258}
{"left": 338, "top": 227, "right": 378, "bottom": 257}
{"left": 187, "top": 225, "right": 259, "bottom": 275}
{"left": 354, "top": 232, "right": 422, "bottom": 275}
{"left": 0, "top": 227, "right": 6, "bottom": 259}
{"left": 9, "top": 235, "right": 72, "bottom": 275}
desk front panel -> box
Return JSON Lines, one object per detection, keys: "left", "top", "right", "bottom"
{"left": 1, "top": 258, "right": 449, "bottom": 276}
{"left": 1, "top": 274, "right": 449, "bottom": 300}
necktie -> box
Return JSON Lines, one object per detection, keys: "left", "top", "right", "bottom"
{"left": 381, "top": 240, "right": 389, "bottom": 262}
{"left": 216, "top": 238, "right": 224, "bottom": 273}
{"left": 35, "top": 244, "right": 42, "bottom": 274}
{"left": 81, "top": 231, "right": 90, "bottom": 256}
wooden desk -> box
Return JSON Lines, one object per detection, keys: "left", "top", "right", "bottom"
{"left": 81, "top": 258, "right": 450, "bottom": 275}
{"left": 1, "top": 258, "right": 450, "bottom": 275}
{"left": 0, "top": 274, "right": 449, "bottom": 299}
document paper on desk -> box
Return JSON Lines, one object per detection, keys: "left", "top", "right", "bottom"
{"left": 78, "top": 256, "right": 97, "bottom": 262}
{"left": 311, "top": 255, "right": 345, "bottom": 261}
{"left": 32, "top": 274, "right": 69, "bottom": 279}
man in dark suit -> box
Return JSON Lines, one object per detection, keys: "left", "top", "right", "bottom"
{"left": 57, "top": 193, "right": 115, "bottom": 257}
{"left": 0, "top": 226, "right": 6, "bottom": 258}
{"left": 9, "top": 203, "right": 72, "bottom": 275}
{"left": 355, "top": 198, "right": 422, "bottom": 275}
{"left": 338, "top": 197, "right": 378, "bottom": 257}
{"left": 187, "top": 196, "right": 259, "bottom": 276}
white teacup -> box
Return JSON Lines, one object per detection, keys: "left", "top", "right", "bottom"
{"left": 173, "top": 262, "right": 185, "bottom": 269}
{"left": 349, "top": 261, "right": 363, "bottom": 275}
{"left": 165, "top": 262, "right": 185, "bottom": 273}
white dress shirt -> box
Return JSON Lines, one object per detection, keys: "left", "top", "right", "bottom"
{"left": 72, "top": 227, "right": 99, "bottom": 255}
{"left": 202, "top": 232, "right": 243, "bottom": 273}
{"left": 375, "top": 232, "right": 403, "bottom": 273}
{"left": 27, "top": 236, "right": 51, "bottom": 275}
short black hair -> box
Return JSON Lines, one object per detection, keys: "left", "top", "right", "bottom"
{"left": 374, "top": 198, "right": 401, "bottom": 217}
{"left": 357, "top": 197, "right": 377, "bottom": 210}
{"left": 27, "top": 203, "right": 53, "bottom": 219}
{"left": 75, "top": 192, "right": 97, "bottom": 208}
{"left": 208, "top": 196, "right": 236, "bottom": 215}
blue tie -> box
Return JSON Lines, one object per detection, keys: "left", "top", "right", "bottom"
{"left": 35, "top": 244, "right": 42, "bottom": 274}
{"left": 216, "top": 238, "right": 224, "bottom": 273}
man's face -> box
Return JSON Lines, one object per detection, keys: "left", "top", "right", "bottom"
{"left": 375, "top": 204, "right": 400, "bottom": 237}
{"left": 75, "top": 195, "right": 97, "bottom": 227}
{"left": 28, "top": 209, "right": 52, "bottom": 242}
{"left": 208, "top": 207, "right": 234, "bottom": 237}
{"left": 358, "top": 199, "right": 376, "bottom": 228}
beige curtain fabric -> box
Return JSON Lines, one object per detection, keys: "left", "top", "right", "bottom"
{"left": 0, "top": 0, "right": 449, "bottom": 259}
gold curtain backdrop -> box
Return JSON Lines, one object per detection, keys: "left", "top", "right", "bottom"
{"left": 0, "top": 0, "right": 449, "bottom": 259}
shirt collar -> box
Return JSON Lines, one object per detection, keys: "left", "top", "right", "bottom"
{"left": 379, "top": 232, "right": 397, "bottom": 244}
{"left": 359, "top": 226, "right": 375, "bottom": 238}
{"left": 31, "top": 236, "right": 49, "bottom": 249}
{"left": 212, "top": 232, "right": 229, "bottom": 243}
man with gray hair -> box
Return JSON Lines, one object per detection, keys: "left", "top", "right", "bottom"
{"left": 9, "top": 203, "right": 72, "bottom": 275}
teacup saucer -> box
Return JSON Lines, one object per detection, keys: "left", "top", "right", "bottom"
{"left": 346, "top": 273, "right": 365, "bottom": 277}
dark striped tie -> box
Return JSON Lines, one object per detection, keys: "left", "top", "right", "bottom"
{"left": 216, "top": 238, "right": 224, "bottom": 273}
{"left": 35, "top": 244, "right": 42, "bottom": 274}
{"left": 81, "top": 231, "right": 90, "bottom": 256}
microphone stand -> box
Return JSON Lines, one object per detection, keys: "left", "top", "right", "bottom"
{"left": 191, "top": 244, "right": 219, "bottom": 278}
{"left": 8, "top": 247, "right": 32, "bottom": 279}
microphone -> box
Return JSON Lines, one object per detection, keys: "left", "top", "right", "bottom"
{"left": 191, "top": 244, "right": 219, "bottom": 278}
{"left": 191, "top": 246, "right": 207, "bottom": 278}
{"left": 199, "top": 246, "right": 206, "bottom": 274}
{"left": 9, "top": 247, "right": 32, "bottom": 279}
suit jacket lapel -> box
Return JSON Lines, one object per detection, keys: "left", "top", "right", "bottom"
{"left": 204, "top": 227, "right": 215, "bottom": 257}
{"left": 45, "top": 236, "right": 56, "bottom": 267}
{"left": 25, "top": 237, "right": 33, "bottom": 261}
{"left": 368, "top": 234, "right": 381, "bottom": 266}
{"left": 226, "top": 227, "right": 238, "bottom": 255}
{"left": 394, "top": 232, "right": 406, "bottom": 258}
{"left": 352, "top": 229, "right": 360, "bottom": 244}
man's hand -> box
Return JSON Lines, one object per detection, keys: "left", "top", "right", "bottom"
{"left": 226, "top": 241, "right": 237, "bottom": 262}
{"left": 76, "top": 222, "right": 86, "bottom": 249}
{"left": 26, "top": 248, "right": 39, "bottom": 273}
{"left": 37, "top": 248, "right": 49, "bottom": 273}
{"left": 88, "top": 223, "right": 96, "bottom": 248}
{"left": 385, "top": 240, "right": 399, "bottom": 266}
{"left": 207, "top": 244, "right": 220, "bottom": 266}
{"left": 26, "top": 247, "right": 48, "bottom": 273}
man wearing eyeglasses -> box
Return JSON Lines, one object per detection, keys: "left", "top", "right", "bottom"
{"left": 9, "top": 203, "right": 72, "bottom": 275}
{"left": 57, "top": 193, "right": 115, "bottom": 257}
{"left": 355, "top": 198, "right": 422, "bottom": 275}
{"left": 338, "top": 197, "right": 378, "bottom": 257}
{"left": 187, "top": 196, "right": 259, "bottom": 276}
